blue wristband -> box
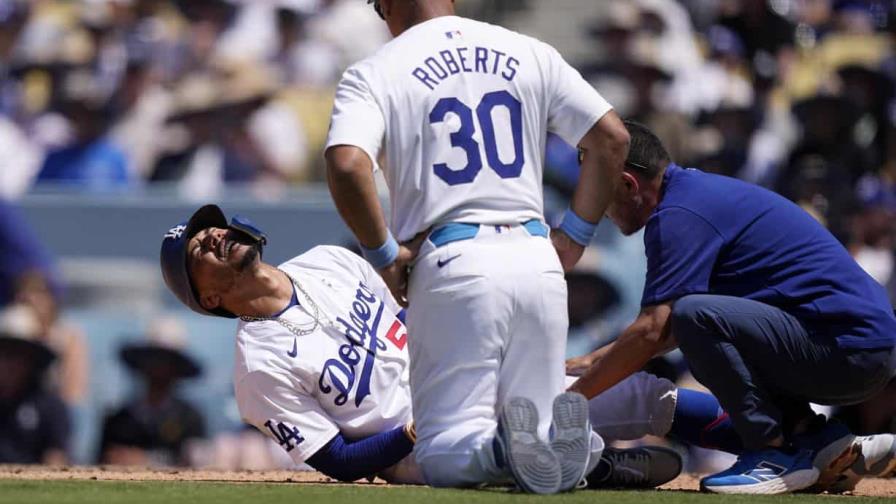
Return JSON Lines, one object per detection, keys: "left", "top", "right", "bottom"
{"left": 361, "top": 232, "right": 399, "bottom": 269}
{"left": 559, "top": 208, "right": 597, "bottom": 246}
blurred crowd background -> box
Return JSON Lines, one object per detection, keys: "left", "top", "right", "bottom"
{"left": 1, "top": 0, "right": 895, "bottom": 473}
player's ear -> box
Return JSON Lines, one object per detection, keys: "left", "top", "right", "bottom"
{"left": 200, "top": 293, "right": 222, "bottom": 311}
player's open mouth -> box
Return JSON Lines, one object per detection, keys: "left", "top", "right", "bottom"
{"left": 217, "top": 238, "right": 237, "bottom": 259}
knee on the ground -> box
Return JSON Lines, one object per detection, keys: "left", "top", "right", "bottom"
{"left": 416, "top": 452, "right": 485, "bottom": 488}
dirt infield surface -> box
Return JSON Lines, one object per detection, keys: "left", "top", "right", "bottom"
{"left": 0, "top": 465, "right": 894, "bottom": 497}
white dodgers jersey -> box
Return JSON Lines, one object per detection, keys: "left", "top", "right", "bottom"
{"left": 326, "top": 15, "right": 612, "bottom": 241}
{"left": 233, "top": 246, "right": 412, "bottom": 464}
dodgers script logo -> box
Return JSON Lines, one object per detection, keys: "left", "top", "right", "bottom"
{"left": 318, "top": 282, "right": 388, "bottom": 408}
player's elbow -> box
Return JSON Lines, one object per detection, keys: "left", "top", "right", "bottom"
{"left": 579, "top": 113, "right": 629, "bottom": 180}
{"left": 641, "top": 328, "right": 666, "bottom": 348}
{"left": 325, "top": 145, "right": 371, "bottom": 182}
{"left": 597, "top": 113, "right": 630, "bottom": 159}
{"left": 626, "top": 319, "right": 667, "bottom": 352}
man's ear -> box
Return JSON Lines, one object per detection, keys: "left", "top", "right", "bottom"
{"left": 200, "top": 293, "right": 221, "bottom": 311}
{"left": 621, "top": 171, "right": 641, "bottom": 196}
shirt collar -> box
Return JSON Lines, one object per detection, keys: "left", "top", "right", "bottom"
{"left": 661, "top": 162, "right": 682, "bottom": 191}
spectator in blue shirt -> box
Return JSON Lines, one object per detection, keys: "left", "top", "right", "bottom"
{"left": 0, "top": 199, "right": 61, "bottom": 306}
{"left": 37, "top": 72, "right": 133, "bottom": 191}
{"left": 569, "top": 122, "right": 896, "bottom": 495}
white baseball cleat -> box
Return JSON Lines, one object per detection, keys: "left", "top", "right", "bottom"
{"left": 496, "top": 396, "right": 561, "bottom": 494}
{"left": 549, "top": 392, "right": 593, "bottom": 492}
{"left": 824, "top": 433, "right": 896, "bottom": 493}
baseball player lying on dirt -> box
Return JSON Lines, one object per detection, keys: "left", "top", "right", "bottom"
{"left": 160, "top": 204, "right": 787, "bottom": 487}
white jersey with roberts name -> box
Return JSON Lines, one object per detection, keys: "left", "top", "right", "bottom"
{"left": 233, "top": 246, "right": 412, "bottom": 465}
{"left": 326, "top": 15, "right": 612, "bottom": 241}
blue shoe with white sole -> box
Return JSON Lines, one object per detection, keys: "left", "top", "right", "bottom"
{"left": 700, "top": 448, "right": 819, "bottom": 494}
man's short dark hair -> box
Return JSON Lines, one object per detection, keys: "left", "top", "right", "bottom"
{"left": 623, "top": 121, "right": 670, "bottom": 179}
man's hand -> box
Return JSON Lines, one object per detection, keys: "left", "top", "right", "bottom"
{"left": 565, "top": 354, "right": 596, "bottom": 376}
{"left": 378, "top": 245, "right": 415, "bottom": 307}
{"left": 403, "top": 421, "right": 417, "bottom": 443}
{"left": 551, "top": 228, "right": 585, "bottom": 271}
{"left": 569, "top": 304, "right": 673, "bottom": 399}
{"left": 378, "top": 231, "right": 427, "bottom": 307}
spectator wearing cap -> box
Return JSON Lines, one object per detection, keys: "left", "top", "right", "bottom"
{"left": 0, "top": 196, "right": 88, "bottom": 408}
{"left": 14, "top": 270, "right": 89, "bottom": 408}
{"left": 667, "top": 24, "right": 754, "bottom": 117}
{"left": 838, "top": 169, "right": 896, "bottom": 462}
{"left": 0, "top": 1, "right": 43, "bottom": 198}
{"left": 36, "top": 70, "right": 133, "bottom": 190}
{"left": 0, "top": 304, "right": 70, "bottom": 465}
{"left": 98, "top": 317, "right": 206, "bottom": 467}
{"left": 151, "top": 64, "right": 301, "bottom": 200}
{"left": 851, "top": 173, "right": 896, "bottom": 292}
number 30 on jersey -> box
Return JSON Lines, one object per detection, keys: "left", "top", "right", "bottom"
{"left": 429, "top": 90, "right": 524, "bottom": 185}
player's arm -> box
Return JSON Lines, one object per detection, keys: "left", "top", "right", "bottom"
{"left": 324, "top": 63, "right": 417, "bottom": 305}
{"left": 306, "top": 424, "right": 416, "bottom": 482}
{"left": 553, "top": 110, "right": 629, "bottom": 271}
{"left": 568, "top": 302, "right": 675, "bottom": 399}
{"left": 326, "top": 146, "right": 390, "bottom": 251}
{"left": 572, "top": 110, "right": 629, "bottom": 224}
{"left": 565, "top": 340, "right": 616, "bottom": 376}
{"left": 325, "top": 146, "right": 420, "bottom": 307}
{"left": 540, "top": 40, "right": 630, "bottom": 270}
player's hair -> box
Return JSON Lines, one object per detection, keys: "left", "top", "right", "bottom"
{"left": 623, "top": 121, "right": 670, "bottom": 179}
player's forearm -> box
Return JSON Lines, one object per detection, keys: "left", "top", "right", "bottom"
{"left": 568, "top": 325, "right": 658, "bottom": 399}
{"left": 325, "top": 146, "right": 390, "bottom": 249}
{"left": 306, "top": 426, "right": 414, "bottom": 482}
{"left": 569, "top": 304, "right": 672, "bottom": 399}
{"left": 566, "top": 341, "right": 616, "bottom": 376}
{"left": 571, "top": 111, "right": 629, "bottom": 222}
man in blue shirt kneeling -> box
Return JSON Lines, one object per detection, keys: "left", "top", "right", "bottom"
{"left": 569, "top": 122, "right": 896, "bottom": 495}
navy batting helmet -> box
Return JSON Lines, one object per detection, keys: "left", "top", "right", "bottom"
{"left": 159, "top": 204, "right": 267, "bottom": 318}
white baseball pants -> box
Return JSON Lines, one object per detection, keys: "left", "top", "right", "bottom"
{"left": 406, "top": 223, "right": 572, "bottom": 487}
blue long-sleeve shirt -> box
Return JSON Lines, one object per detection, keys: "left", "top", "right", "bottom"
{"left": 305, "top": 426, "right": 413, "bottom": 482}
